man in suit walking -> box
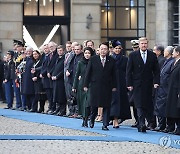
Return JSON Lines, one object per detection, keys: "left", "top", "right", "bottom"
{"left": 126, "top": 37, "right": 160, "bottom": 132}
{"left": 84, "top": 42, "right": 116, "bottom": 130}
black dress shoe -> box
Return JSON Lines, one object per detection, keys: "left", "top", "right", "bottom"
{"left": 102, "top": 126, "right": 109, "bottom": 131}
{"left": 37, "top": 109, "right": 44, "bottom": 113}
{"left": 163, "top": 127, "right": 175, "bottom": 133}
{"left": 171, "top": 129, "right": 180, "bottom": 135}
{"left": 89, "top": 120, "right": 94, "bottom": 128}
{"left": 4, "top": 107, "right": 12, "bottom": 109}
{"left": 84, "top": 118, "right": 88, "bottom": 127}
{"left": 154, "top": 126, "right": 165, "bottom": 132}
{"left": 113, "top": 126, "right": 119, "bottom": 129}
{"left": 138, "top": 125, "right": 146, "bottom": 133}
{"left": 29, "top": 109, "right": 37, "bottom": 112}
{"left": 146, "top": 123, "right": 156, "bottom": 130}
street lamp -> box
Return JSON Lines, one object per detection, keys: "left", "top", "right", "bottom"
{"left": 86, "top": 13, "right": 93, "bottom": 29}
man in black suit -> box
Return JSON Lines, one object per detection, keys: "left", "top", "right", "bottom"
{"left": 84, "top": 42, "right": 116, "bottom": 130}
{"left": 126, "top": 37, "right": 160, "bottom": 132}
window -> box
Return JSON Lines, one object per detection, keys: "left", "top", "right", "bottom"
{"left": 101, "top": 0, "right": 146, "bottom": 50}
{"left": 24, "top": 0, "right": 68, "bottom": 16}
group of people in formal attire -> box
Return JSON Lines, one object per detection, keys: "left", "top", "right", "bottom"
{"left": 0, "top": 37, "right": 179, "bottom": 134}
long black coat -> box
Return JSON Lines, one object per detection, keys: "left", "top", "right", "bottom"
{"left": 47, "top": 50, "right": 59, "bottom": 88}
{"left": 157, "top": 55, "right": 166, "bottom": 69}
{"left": 31, "top": 59, "right": 45, "bottom": 95}
{"left": 126, "top": 50, "right": 160, "bottom": 111}
{"left": 154, "top": 57, "right": 175, "bottom": 117}
{"left": 110, "top": 53, "right": 131, "bottom": 119}
{"left": 52, "top": 55, "right": 66, "bottom": 104}
{"left": 41, "top": 54, "right": 51, "bottom": 89}
{"left": 4, "top": 60, "right": 16, "bottom": 81}
{"left": 0, "top": 60, "right": 4, "bottom": 82}
{"left": 21, "top": 57, "right": 34, "bottom": 95}
{"left": 166, "top": 59, "right": 180, "bottom": 118}
{"left": 84, "top": 55, "right": 116, "bottom": 108}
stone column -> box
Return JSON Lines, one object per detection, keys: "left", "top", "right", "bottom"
{"left": 179, "top": 0, "right": 180, "bottom": 45}
{"left": 155, "top": 0, "right": 168, "bottom": 46}
{"left": 71, "top": 0, "right": 102, "bottom": 48}
{"left": 146, "top": 0, "right": 156, "bottom": 48}
{"left": 0, "top": 0, "right": 23, "bottom": 54}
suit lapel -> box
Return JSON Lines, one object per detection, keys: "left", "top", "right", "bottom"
{"left": 137, "top": 50, "right": 144, "bottom": 65}
{"left": 171, "top": 59, "right": 180, "bottom": 72}
{"left": 98, "top": 56, "right": 104, "bottom": 69}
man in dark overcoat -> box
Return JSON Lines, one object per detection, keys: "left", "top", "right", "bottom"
{"left": 126, "top": 37, "right": 160, "bottom": 132}
{"left": 46, "top": 41, "right": 59, "bottom": 113}
{"left": 154, "top": 46, "right": 175, "bottom": 131}
{"left": 84, "top": 42, "right": 116, "bottom": 130}
{"left": 51, "top": 45, "right": 67, "bottom": 116}
{"left": 165, "top": 46, "right": 180, "bottom": 135}
{"left": 21, "top": 47, "right": 35, "bottom": 110}
{"left": 66, "top": 44, "right": 83, "bottom": 117}
{"left": 40, "top": 44, "right": 51, "bottom": 113}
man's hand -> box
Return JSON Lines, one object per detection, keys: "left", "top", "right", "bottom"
{"left": 112, "top": 88, "right": 116, "bottom": 91}
{"left": 84, "top": 87, "right": 88, "bottom": 92}
{"left": 3, "top": 79, "right": 7, "bottom": 83}
{"left": 32, "top": 77, "right": 37, "bottom": 81}
{"left": 40, "top": 74, "right": 44, "bottom": 78}
{"left": 127, "top": 86, "right": 133, "bottom": 91}
{"left": 154, "top": 84, "right": 159, "bottom": 89}
{"left": 72, "top": 88, "right": 77, "bottom": 93}
{"left": 47, "top": 73, "right": 51, "bottom": 78}
{"left": 52, "top": 76, "right": 57, "bottom": 80}
{"left": 66, "top": 70, "right": 70, "bottom": 77}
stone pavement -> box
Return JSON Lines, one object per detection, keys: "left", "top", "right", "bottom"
{"left": 0, "top": 102, "right": 179, "bottom": 154}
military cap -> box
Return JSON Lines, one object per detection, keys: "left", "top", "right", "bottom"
{"left": 13, "top": 40, "right": 24, "bottom": 47}
{"left": 131, "top": 40, "right": 139, "bottom": 48}
{"left": 7, "top": 50, "right": 14, "bottom": 57}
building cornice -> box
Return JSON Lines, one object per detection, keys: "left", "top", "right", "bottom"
{"left": 72, "top": 0, "right": 102, "bottom": 5}
{"left": 0, "top": 0, "right": 23, "bottom": 3}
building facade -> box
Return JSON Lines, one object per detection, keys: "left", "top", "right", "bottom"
{"left": 0, "top": 0, "right": 179, "bottom": 55}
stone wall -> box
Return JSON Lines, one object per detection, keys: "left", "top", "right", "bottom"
{"left": 71, "top": 0, "right": 102, "bottom": 48}
{"left": 0, "top": 0, "right": 23, "bottom": 55}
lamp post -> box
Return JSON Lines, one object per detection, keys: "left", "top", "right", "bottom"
{"left": 86, "top": 13, "right": 93, "bottom": 29}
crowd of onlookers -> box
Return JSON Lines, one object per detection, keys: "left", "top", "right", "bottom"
{"left": 0, "top": 38, "right": 179, "bottom": 135}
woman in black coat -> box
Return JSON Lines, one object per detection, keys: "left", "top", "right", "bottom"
{"left": 154, "top": 46, "right": 175, "bottom": 131}
{"left": 51, "top": 45, "right": 67, "bottom": 116}
{"left": 165, "top": 46, "right": 180, "bottom": 135}
{"left": 110, "top": 40, "right": 131, "bottom": 128}
{"left": 31, "top": 50, "right": 46, "bottom": 112}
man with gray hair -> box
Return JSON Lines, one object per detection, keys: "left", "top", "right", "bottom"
{"left": 21, "top": 46, "right": 35, "bottom": 111}
{"left": 154, "top": 46, "right": 175, "bottom": 132}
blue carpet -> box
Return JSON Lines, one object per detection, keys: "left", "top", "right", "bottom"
{"left": 0, "top": 109, "right": 180, "bottom": 149}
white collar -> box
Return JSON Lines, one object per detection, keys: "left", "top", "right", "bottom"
{"left": 140, "top": 50, "right": 147, "bottom": 54}
{"left": 100, "top": 56, "right": 106, "bottom": 61}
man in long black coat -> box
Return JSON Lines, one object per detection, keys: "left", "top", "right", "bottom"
{"left": 84, "top": 42, "right": 116, "bottom": 130}
{"left": 46, "top": 41, "right": 59, "bottom": 113}
{"left": 154, "top": 46, "right": 175, "bottom": 131}
{"left": 126, "top": 37, "right": 160, "bottom": 132}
